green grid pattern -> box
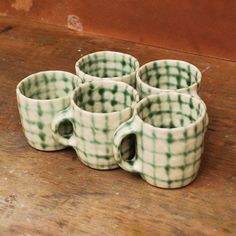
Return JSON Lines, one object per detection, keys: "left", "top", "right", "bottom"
{"left": 75, "top": 51, "right": 139, "bottom": 87}
{"left": 53, "top": 81, "right": 139, "bottom": 169}
{"left": 73, "top": 81, "right": 139, "bottom": 169}
{"left": 114, "top": 93, "right": 208, "bottom": 188}
{"left": 17, "top": 71, "right": 82, "bottom": 151}
{"left": 137, "top": 60, "right": 201, "bottom": 98}
{"left": 74, "top": 82, "right": 136, "bottom": 113}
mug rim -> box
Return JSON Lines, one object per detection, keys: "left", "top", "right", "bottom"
{"left": 136, "top": 59, "right": 202, "bottom": 93}
{"left": 75, "top": 50, "right": 140, "bottom": 81}
{"left": 16, "top": 70, "right": 81, "bottom": 103}
{"left": 71, "top": 80, "right": 139, "bottom": 116}
{"left": 134, "top": 91, "right": 207, "bottom": 132}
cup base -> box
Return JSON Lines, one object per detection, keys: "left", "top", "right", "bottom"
{"left": 75, "top": 149, "right": 119, "bottom": 170}
{"left": 79, "top": 158, "right": 120, "bottom": 170}
{"left": 27, "top": 140, "right": 66, "bottom": 152}
{"left": 141, "top": 172, "right": 199, "bottom": 189}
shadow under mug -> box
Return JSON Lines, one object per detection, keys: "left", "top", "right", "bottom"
{"left": 51, "top": 80, "right": 139, "bottom": 170}
{"left": 16, "top": 71, "right": 83, "bottom": 151}
{"left": 113, "top": 92, "right": 208, "bottom": 188}
{"left": 136, "top": 59, "right": 202, "bottom": 99}
{"left": 75, "top": 51, "right": 140, "bottom": 88}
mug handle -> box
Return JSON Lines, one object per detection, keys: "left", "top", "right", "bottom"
{"left": 51, "top": 107, "right": 77, "bottom": 147}
{"left": 113, "top": 117, "right": 142, "bottom": 173}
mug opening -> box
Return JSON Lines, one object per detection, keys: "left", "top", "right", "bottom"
{"left": 77, "top": 51, "right": 139, "bottom": 78}
{"left": 73, "top": 81, "right": 138, "bottom": 113}
{"left": 138, "top": 60, "right": 201, "bottom": 90}
{"left": 137, "top": 93, "right": 205, "bottom": 129}
{"left": 18, "top": 71, "right": 78, "bottom": 100}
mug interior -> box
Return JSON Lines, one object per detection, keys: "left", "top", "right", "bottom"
{"left": 18, "top": 71, "right": 77, "bottom": 100}
{"left": 73, "top": 81, "right": 137, "bottom": 113}
{"left": 138, "top": 60, "right": 200, "bottom": 90}
{"left": 137, "top": 93, "right": 205, "bottom": 128}
{"left": 77, "top": 52, "right": 139, "bottom": 78}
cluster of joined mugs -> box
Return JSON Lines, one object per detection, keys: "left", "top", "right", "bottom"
{"left": 16, "top": 51, "right": 208, "bottom": 189}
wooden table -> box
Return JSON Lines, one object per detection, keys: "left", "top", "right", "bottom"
{"left": 0, "top": 17, "right": 235, "bottom": 236}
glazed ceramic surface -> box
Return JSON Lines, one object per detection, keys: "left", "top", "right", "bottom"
{"left": 136, "top": 60, "right": 201, "bottom": 98}
{"left": 113, "top": 92, "right": 208, "bottom": 188}
{"left": 16, "top": 71, "right": 83, "bottom": 151}
{"left": 75, "top": 51, "right": 139, "bottom": 88}
{"left": 51, "top": 80, "right": 139, "bottom": 170}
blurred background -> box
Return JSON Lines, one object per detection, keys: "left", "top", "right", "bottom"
{"left": 0, "top": 0, "right": 235, "bottom": 60}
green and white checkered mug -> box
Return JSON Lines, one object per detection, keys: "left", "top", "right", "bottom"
{"left": 136, "top": 60, "right": 202, "bottom": 99}
{"left": 113, "top": 92, "right": 208, "bottom": 188}
{"left": 51, "top": 80, "right": 139, "bottom": 170}
{"left": 16, "top": 71, "right": 83, "bottom": 151}
{"left": 75, "top": 51, "right": 139, "bottom": 88}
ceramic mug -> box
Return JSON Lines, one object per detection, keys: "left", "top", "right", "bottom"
{"left": 51, "top": 80, "right": 139, "bottom": 170}
{"left": 136, "top": 59, "right": 202, "bottom": 98}
{"left": 113, "top": 92, "right": 208, "bottom": 188}
{"left": 75, "top": 51, "right": 139, "bottom": 88}
{"left": 16, "top": 71, "right": 83, "bottom": 151}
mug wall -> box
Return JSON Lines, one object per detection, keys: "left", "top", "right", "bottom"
{"left": 75, "top": 51, "right": 139, "bottom": 88}
{"left": 136, "top": 60, "right": 201, "bottom": 98}
{"left": 16, "top": 71, "right": 82, "bottom": 151}
{"left": 135, "top": 93, "right": 207, "bottom": 188}
{"left": 51, "top": 80, "right": 139, "bottom": 169}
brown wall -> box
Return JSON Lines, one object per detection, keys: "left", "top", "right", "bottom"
{"left": 0, "top": 0, "right": 236, "bottom": 60}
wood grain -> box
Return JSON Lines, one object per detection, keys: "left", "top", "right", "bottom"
{"left": 0, "top": 16, "right": 235, "bottom": 236}
{"left": 0, "top": 0, "right": 236, "bottom": 60}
